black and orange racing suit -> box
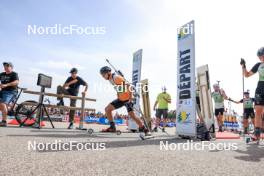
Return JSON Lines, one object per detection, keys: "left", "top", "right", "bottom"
{"left": 109, "top": 73, "right": 134, "bottom": 112}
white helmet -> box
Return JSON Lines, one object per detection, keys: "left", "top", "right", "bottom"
{"left": 213, "top": 83, "right": 219, "bottom": 89}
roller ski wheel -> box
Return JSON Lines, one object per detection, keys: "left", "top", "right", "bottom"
{"left": 116, "top": 130, "right": 122, "bottom": 135}
{"left": 87, "top": 128, "right": 94, "bottom": 135}
{"left": 139, "top": 133, "right": 154, "bottom": 140}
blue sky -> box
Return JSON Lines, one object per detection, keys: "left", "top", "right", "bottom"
{"left": 0, "top": 0, "right": 167, "bottom": 113}
{"left": 1, "top": 0, "right": 264, "bottom": 114}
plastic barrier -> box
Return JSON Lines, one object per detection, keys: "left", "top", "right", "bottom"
{"left": 84, "top": 116, "right": 124, "bottom": 125}
{"left": 85, "top": 116, "right": 99, "bottom": 123}
{"left": 8, "top": 119, "right": 45, "bottom": 126}
{"left": 159, "top": 122, "right": 176, "bottom": 127}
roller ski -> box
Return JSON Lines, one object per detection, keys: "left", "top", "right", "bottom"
{"left": 135, "top": 108, "right": 154, "bottom": 140}
{"left": 245, "top": 134, "right": 260, "bottom": 144}
{"left": 139, "top": 126, "right": 154, "bottom": 140}
{"left": 245, "top": 128, "right": 262, "bottom": 144}
{"left": 87, "top": 127, "right": 122, "bottom": 135}
{"left": 152, "top": 126, "right": 165, "bottom": 132}
{"left": 152, "top": 127, "right": 170, "bottom": 136}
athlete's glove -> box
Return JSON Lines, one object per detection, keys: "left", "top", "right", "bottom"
{"left": 240, "top": 58, "right": 246, "bottom": 68}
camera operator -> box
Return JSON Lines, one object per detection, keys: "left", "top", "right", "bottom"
{"left": 57, "top": 68, "right": 88, "bottom": 129}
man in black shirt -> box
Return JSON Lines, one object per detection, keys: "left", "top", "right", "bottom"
{"left": 0, "top": 62, "right": 19, "bottom": 127}
{"left": 57, "top": 68, "right": 88, "bottom": 129}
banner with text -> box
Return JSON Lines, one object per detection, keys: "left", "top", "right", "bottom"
{"left": 128, "top": 49, "right": 143, "bottom": 130}
{"left": 176, "top": 20, "right": 196, "bottom": 137}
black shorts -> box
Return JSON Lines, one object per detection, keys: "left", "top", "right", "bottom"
{"left": 110, "top": 99, "right": 134, "bottom": 112}
{"left": 255, "top": 87, "right": 264, "bottom": 105}
{"left": 156, "top": 109, "right": 168, "bottom": 119}
{"left": 244, "top": 108, "right": 255, "bottom": 119}
{"left": 215, "top": 108, "right": 224, "bottom": 116}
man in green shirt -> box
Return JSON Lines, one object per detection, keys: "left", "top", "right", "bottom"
{"left": 233, "top": 91, "right": 255, "bottom": 134}
{"left": 212, "top": 83, "right": 229, "bottom": 132}
{"left": 153, "top": 87, "right": 171, "bottom": 132}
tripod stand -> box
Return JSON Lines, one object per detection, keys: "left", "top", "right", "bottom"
{"left": 20, "top": 86, "right": 54, "bottom": 128}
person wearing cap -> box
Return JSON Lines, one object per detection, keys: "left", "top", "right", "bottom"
{"left": 153, "top": 86, "right": 171, "bottom": 132}
{"left": 99, "top": 66, "right": 149, "bottom": 135}
{"left": 233, "top": 91, "right": 255, "bottom": 134}
{"left": 240, "top": 47, "right": 264, "bottom": 140}
{"left": 57, "top": 68, "right": 88, "bottom": 129}
{"left": 0, "top": 62, "right": 19, "bottom": 127}
{"left": 212, "top": 83, "right": 230, "bottom": 132}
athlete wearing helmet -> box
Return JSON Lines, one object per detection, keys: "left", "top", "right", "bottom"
{"left": 257, "top": 47, "right": 264, "bottom": 58}
{"left": 100, "top": 66, "right": 111, "bottom": 76}
{"left": 240, "top": 47, "right": 264, "bottom": 140}
{"left": 99, "top": 66, "right": 149, "bottom": 134}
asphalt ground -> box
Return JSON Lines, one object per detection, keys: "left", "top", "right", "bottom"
{"left": 0, "top": 122, "right": 263, "bottom": 176}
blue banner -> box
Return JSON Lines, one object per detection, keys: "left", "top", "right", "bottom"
{"left": 160, "top": 122, "right": 176, "bottom": 127}
{"left": 84, "top": 116, "right": 124, "bottom": 125}
{"left": 84, "top": 116, "right": 99, "bottom": 123}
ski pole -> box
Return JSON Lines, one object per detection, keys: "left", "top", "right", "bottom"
{"left": 241, "top": 58, "right": 245, "bottom": 117}
{"left": 132, "top": 107, "right": 152, "bottom": 133}
{"left": 105, "top": 58, "right": 141, "bottom": 98}
{"left": 241, "top": 58, "right": 247, "bottom": 134}
{"left": 106, "top": 59, "right": 124, "bottom": 77}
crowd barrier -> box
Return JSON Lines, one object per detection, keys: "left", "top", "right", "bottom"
{"left": 84, "top": 116, "right": 124, "bottom": 125}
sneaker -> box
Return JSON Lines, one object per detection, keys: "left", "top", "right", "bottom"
{"left": 162, "top": 127, "right": 166, "bottom": 133}
{"left": 0, "top": 121, "right": 7, "bottom": 127}
{"left": 139, "top": 126, "right": 150, "bottom": 135}
{"left": 101, "top": 126, "right": 116, "bottom": 132}
{"left": 152, "top": 127, "right": 158, "bottom": 132}
{"left": 254, "top": 128, "right": 261, "bottom": 139}
{"left": 67, "top": 122, "right": 74, "bottom": 129}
